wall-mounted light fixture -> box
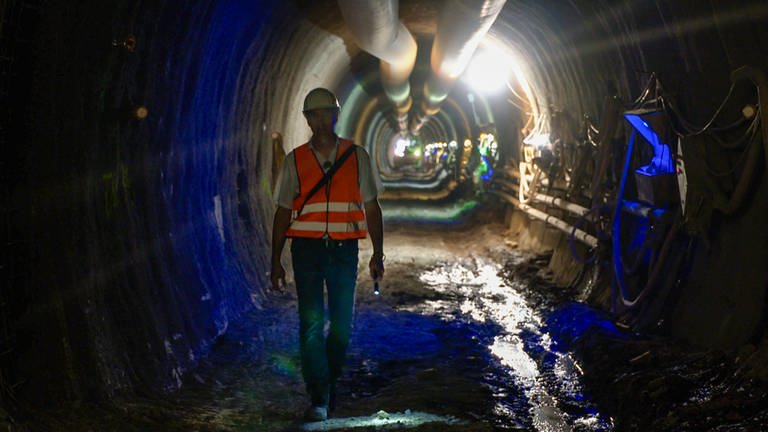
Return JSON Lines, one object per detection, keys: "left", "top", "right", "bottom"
{"left": 623, "top": 109, "right": 678, "bottom": 207}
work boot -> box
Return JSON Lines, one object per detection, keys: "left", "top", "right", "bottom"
{"left": 304, "top": 405, "right": 328, "bottom": 422}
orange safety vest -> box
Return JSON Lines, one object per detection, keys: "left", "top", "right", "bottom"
{"left": 286, "top": 138, "right": 367, "bottom": 240}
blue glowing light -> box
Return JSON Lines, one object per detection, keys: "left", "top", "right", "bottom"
{"left": 624, "top": 113, "right": 674, "bottom": 176}
{"left": 544, "top": 303, "right": 628, "bottom": 351}
{"left": 480, "top": 155, "right": 493, "bottom": 181}
{"left": 161, "top": 0, "right": 277, "bottom": 367}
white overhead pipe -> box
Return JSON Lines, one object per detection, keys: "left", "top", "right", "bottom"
{"left": 410, "top": 0, "right": 507, "bottom": 135}
{"left": 501, "top": 180, "right": 591, "bottom": 217}
{"left": 491, "top": 190, "right": 599, "bottom": 248}
{"left": 338, "top": 0, "right": 417, "bottom": 132}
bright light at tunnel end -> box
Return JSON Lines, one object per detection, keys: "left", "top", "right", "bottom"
{"left": 393, "top": 136, "right": 412, "bottom": 158}
{"left": 463, "top": 45, "right": 514, "bottom": 93}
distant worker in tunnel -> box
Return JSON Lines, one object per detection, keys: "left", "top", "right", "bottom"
{"left": 270, "top": 87, "right": 385, "bottom": 422}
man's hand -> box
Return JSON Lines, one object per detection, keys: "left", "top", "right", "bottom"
{"left": 271, "top": 207, "right": 292, "bottom": 292}
{"left": 364, "top": 198, "right": 384, "bottom": 282}
{"left": 271, "top": 261, "right": 286, "bottom": 291}
{"left": 369, "top": 254, "right": 385, "bottom": 281}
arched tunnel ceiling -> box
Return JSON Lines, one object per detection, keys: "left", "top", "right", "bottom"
{"left": 2, "top": 0, "right": 768, "bottom": 415}
{"left": 272, "top": 0, "right": 530, "bottom": 196}
{"left": 271, "top": 0, "right": 768, "bottom": 199}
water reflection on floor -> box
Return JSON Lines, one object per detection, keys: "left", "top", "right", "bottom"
{"left": 409, "top": 258, "right": 611, "bottom": 431}
{"left": 24, "top": 223, "right": 616, "bottom": 431}
{"left": 162, "top": 235, "right": 614, "bottom": 431}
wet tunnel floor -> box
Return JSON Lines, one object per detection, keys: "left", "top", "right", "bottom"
{"left": 25, "top": 219, "right": 768, "bottom": 431}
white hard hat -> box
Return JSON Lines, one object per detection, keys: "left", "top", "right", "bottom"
{"left": 303, "top": 88, "right": 340, "bottom": 112}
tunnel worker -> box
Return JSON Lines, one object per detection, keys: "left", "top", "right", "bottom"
{"left": 270, "top": 87, "right": 385, "bottom": 421}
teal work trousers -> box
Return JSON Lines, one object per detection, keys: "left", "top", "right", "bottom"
{"left": 290, "top": 237, "right": 358, "bottom": 406}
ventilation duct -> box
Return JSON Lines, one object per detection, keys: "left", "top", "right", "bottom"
{"left": 410, "top": 0, "right": 507, "bottom": 135}
{"left": 338, "top": 0, "right": 418, "bottom": 133}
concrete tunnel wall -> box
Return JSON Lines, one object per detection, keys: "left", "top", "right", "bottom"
{"left": 1, "top": 0, "right": 767, "bottom": 407}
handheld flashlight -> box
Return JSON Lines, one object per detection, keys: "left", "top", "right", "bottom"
{"left": 373, "top": 281, "right": 380, "bottom": 296}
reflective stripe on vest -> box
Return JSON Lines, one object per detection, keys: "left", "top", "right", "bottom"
{"left": 286, "top": 139, "right": 367, "bottom": 240}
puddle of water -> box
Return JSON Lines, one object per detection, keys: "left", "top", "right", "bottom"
{"left": 418, "top": 258, "right": 612, "bottom": 431}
